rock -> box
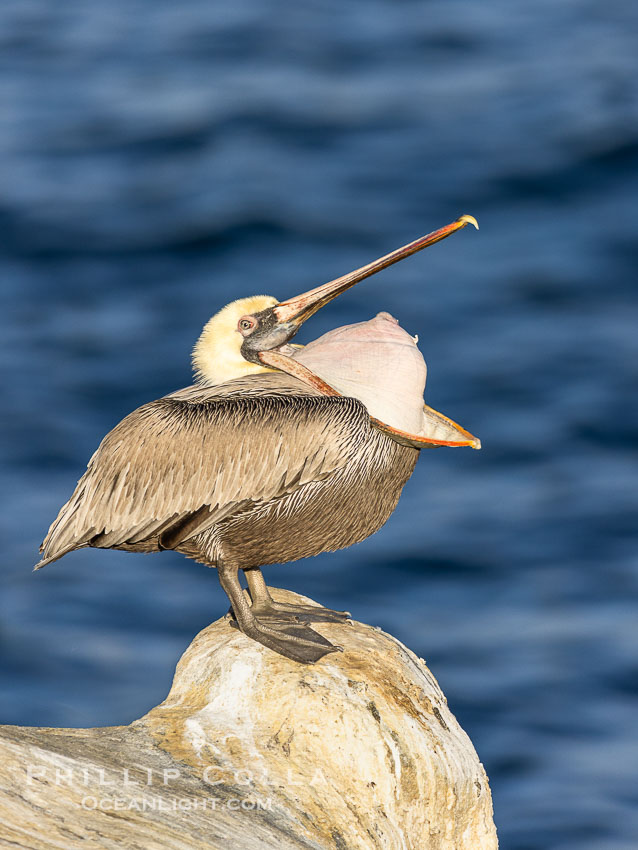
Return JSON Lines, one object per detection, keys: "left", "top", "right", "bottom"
{"left": 0, "top": 589, "right": 498, "bottom": 849}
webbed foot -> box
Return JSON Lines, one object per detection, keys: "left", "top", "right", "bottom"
{"left": 254, "top": 600, "right": 350, "bottom": 624}
{"left": 243, "top": 567, "right": 351, "bottom": 623}
{"left": 219, "top": 563, "right": 346, "bottom": 663}
{"left": 229, "top": 615, "right": 342, "bottom": 663}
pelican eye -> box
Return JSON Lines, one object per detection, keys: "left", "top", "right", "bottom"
{"left": 238, "top": 317, "right": 256, "bottom": 334}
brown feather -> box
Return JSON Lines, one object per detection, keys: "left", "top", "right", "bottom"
{"left": 36, "top": 373, "right": 410, "bottom": 572}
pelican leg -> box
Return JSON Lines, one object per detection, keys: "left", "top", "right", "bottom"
{"left": 244, "top": 567, "right": 351, "bottom": 623}
{"left": 217, "top": 562, "right": 342, "bottom": 664}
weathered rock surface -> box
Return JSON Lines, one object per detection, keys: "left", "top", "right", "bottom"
{"left": 0, "top": 589, "right": 498, "bottom": 849}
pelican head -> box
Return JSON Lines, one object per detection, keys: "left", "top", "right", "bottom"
{"left": 193, "top": 215, "right": 478, "bottom": 386}
{"left": 193, "top": 295, "right": 279, "bottom": 384}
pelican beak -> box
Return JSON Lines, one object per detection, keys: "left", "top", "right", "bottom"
{"left": 272, "top": 215, "right": 478, "bottom": 330}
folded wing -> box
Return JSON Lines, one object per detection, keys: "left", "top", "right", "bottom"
{"left": 36, "top": 375, "right": 366, "bottom": 569}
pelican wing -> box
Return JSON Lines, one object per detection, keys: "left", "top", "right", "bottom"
{"left": 36, "top": 376, "right": 368, "bottom": 568}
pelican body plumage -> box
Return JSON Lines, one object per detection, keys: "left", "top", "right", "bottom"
{"left": 36, "top": 216, "right": 480, "bottom": 663}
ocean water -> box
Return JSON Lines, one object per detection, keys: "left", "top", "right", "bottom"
{"left": 1, "top": 2, "right": 637, "bottom": 848}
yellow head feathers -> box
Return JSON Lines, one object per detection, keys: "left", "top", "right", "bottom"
{"left": 192, "top": 295, "right": 278, "bottom": 385}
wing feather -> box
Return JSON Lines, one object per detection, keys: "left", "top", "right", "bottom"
{"left": 36, "top": 379, "right": 367, "bottom": 569}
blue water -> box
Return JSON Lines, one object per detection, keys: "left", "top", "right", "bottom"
{"left": 1, "top": 2, "right": 637, "bottom": 847}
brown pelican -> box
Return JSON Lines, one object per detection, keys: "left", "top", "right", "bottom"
{"left": 36, "top": 215, "right": 479, "bottom": 663}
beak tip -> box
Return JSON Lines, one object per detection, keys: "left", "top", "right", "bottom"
{"left": 471, "top": 438, "right": 482, "bottom": 450}
{"left": 458, "top": 214, "right": 479, "bottom": 231}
